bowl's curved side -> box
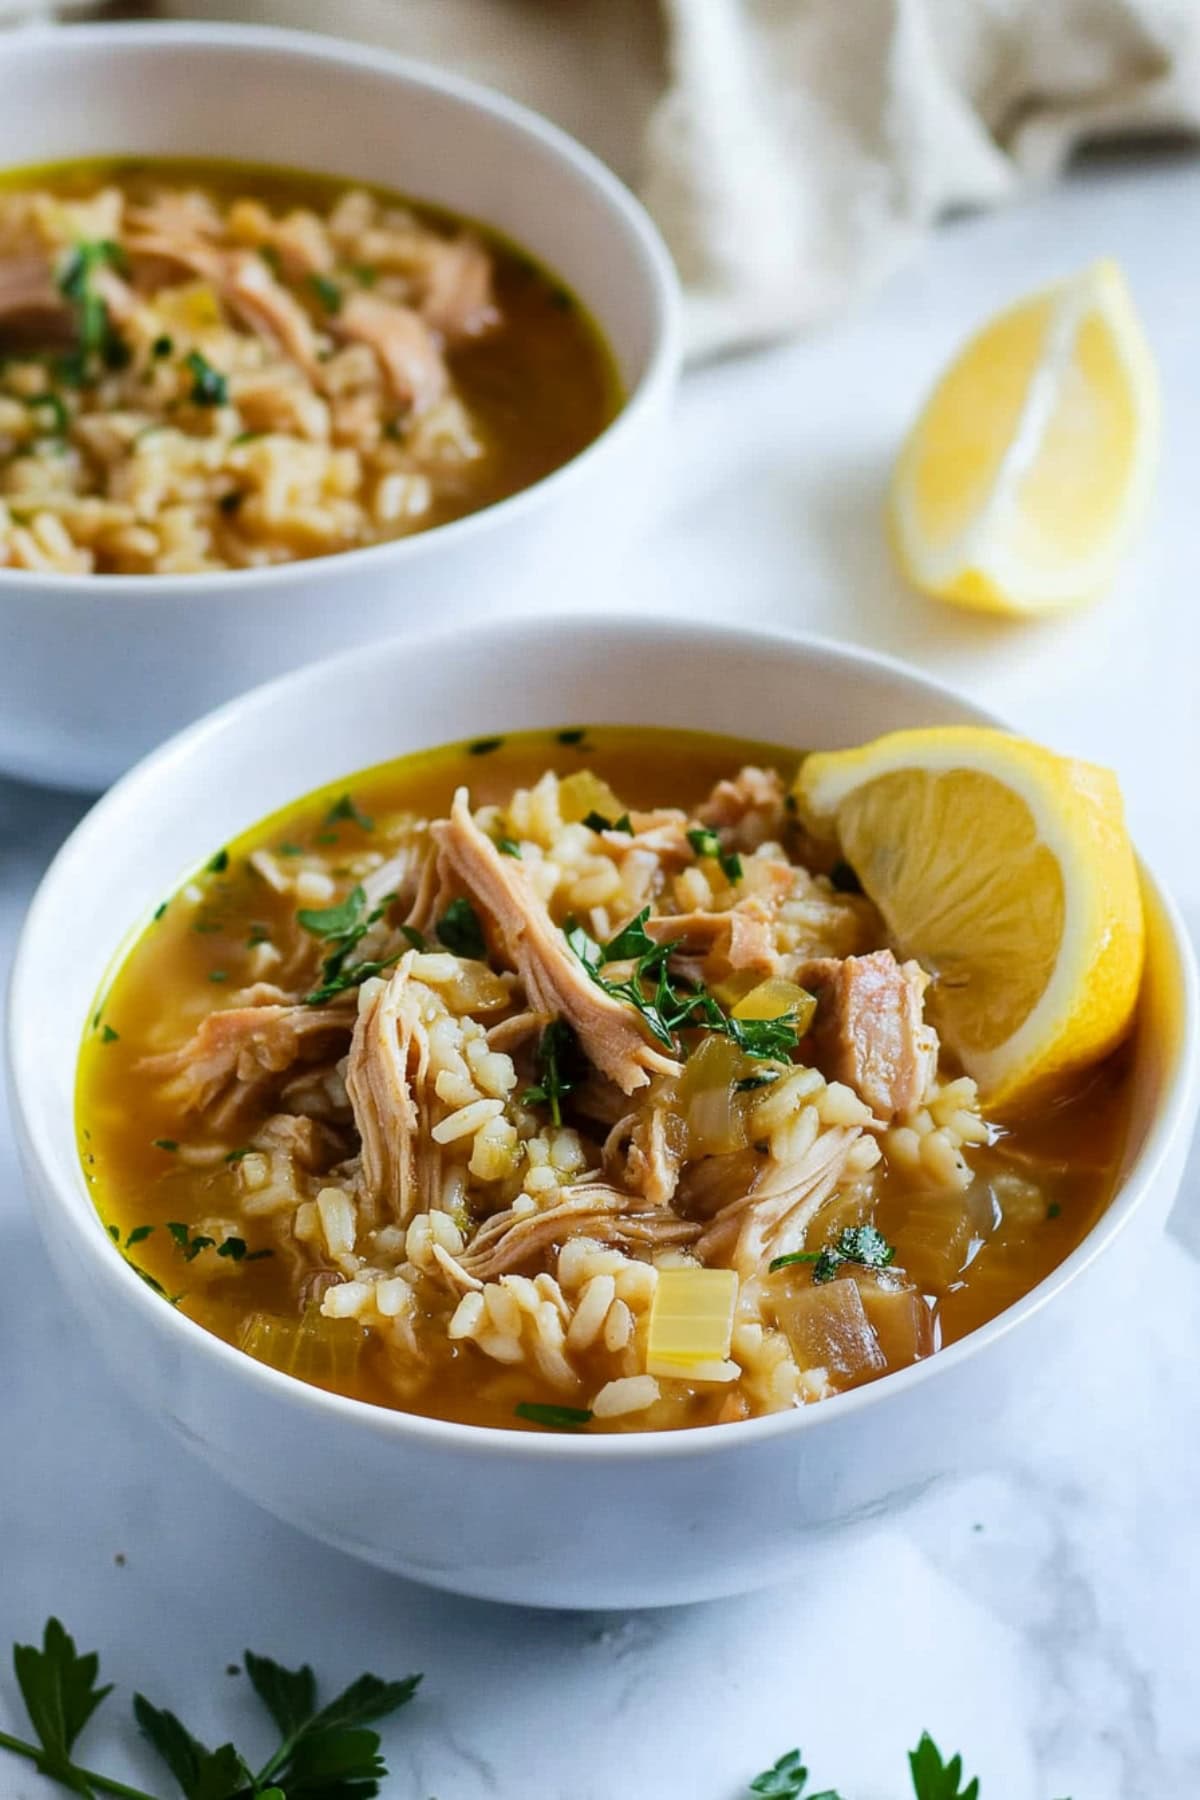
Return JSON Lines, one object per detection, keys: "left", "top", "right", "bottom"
{"left": 0, "top": 22, "right": 683, "bottom": 787}
{"left": 8, "top": 617, "right": 1196, "bottom": 1605}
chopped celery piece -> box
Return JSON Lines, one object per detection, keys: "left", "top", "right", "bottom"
{"left": 731, "top": 977, "right": 817, "bottom": 1035}
{"left": 646, "top": 1266, "right": 739, "bottom": 1377}
{"left": 238, "top": 1304, "right": 364, "bottom": 1386}
{"left": 890, "top": 1196, "right": 972, "bottom": 1293}
{"left": 772, "top": 1276, "right": 886, "bottom": 1387}
{"left": 856, "top": 1274, "right": 934, "bottom": 1369}
{"left": 557, "top": 770, "right": 626, "bottom": 827}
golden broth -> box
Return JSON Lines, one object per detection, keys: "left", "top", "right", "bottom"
{"left": 77, "top": 729, "right": 1134, "bottom": 1431}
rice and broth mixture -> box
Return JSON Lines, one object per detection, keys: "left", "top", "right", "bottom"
{"left": 0, "top": 160, "right": 615, "bottom": 574}
{"left": 79, "top": 731, "right": 1131, "bottom": 1433}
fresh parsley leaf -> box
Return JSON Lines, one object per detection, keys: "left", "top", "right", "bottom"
{"left": 748, "top": 1747, "right": 845, "bottom": 1799}
{"left": 100, "top": 1024, "right": 119, "bottom": 1044}
{"left": 687, "top": 826, "right": 743, "bottom": 885}
{"left": 185, "top": 350, "right": 228, "bottom": 407}
{"left": 436, "top": 897, "right": 486, "bottom": 960}
{"left": 496, "top": 836, "right": 522, "bottom": 857}
{"left": 166, "top": 1222, "right": 216, "bottom": 1263}
{"left": 734, "top": 1073, "right": 778, "bottom": 1093}
{"left": 242, "top": 1649, "right": 316, "bottom": 1738}
{"left": 582, "top": 810, "right": 634, "bottom": 834}
{"left": 468, "top": 737, "right": 503, "bottom": 756}
{"left": 125, "top": 1225, "right": 155, "bottom": 1247}
{"left": 11, "top": 1617, "right": 113, "bottom": 1793}
{"left": 324, "top": 793, "right": 373, "bottom": 832}
{"left": 556, "top": 727, "right": 587, "bottom": 745}
{"left": 207, "top": 848, "right": 229, "bottom": 874}
{"left": 515, "top": 1402, "right": 593, "bottom": 1429}
{"left": 308, "top": 273, "right": 342, "bottom": 314}
{"left": 769, "top": 1224, "right": 896, "bottom": 1282}
{"left": 298, "top": 885, "right": 367, "bottom": 941}
{"left": 400, "top": 925, "right": 427, "bottom": 951}
{"left": 24, "top": 391, "right": 69, "bottom": 436}
{"left": 522, "top": 1020, "right": 581, "bottom": 1127}
{"left": 56, "top": 239, "right": 127, "bottom": 363}
{"left": 908, "top": 1733, "right": 980, "bottom": 1800}
{"left": 133, "top": 1693, "right": 252, "bottom": 1800}
{"left": 152, "top": 333, "right": 174, "bottom": 358}
{"left": 602, "top": 906, "right": 656, "bottom": 962}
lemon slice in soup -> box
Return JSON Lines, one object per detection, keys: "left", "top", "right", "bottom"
{"left": 794, "top": 728, "right": 1144, "bottom": 1111}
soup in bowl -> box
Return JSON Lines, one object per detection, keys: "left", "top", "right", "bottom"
{"left": 9, "top": 619, "right": 1197, "bottom": 1606}
{"left": 0, "top": 23, "right": 680, "bottom": 788}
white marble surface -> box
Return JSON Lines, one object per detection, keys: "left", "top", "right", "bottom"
{"left": 3, "top": 148, "right": 1200, "bottom": 1800}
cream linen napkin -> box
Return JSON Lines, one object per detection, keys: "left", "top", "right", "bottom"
{"left": 44, "top": 0, "right": 1200, "bottom": 356}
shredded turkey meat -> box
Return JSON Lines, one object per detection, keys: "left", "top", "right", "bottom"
{"left": 800, "top": 949, "right": 939, "bottom": 1119}
{"left": 137, "top": 999, "right": 354, "bottom": 1129}
{"left": 432, "top": 787, "right": 681, "bottom": 1094}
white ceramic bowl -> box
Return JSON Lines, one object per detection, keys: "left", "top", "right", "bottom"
{"left": 8, "top": 618, "right": 1198, "bottom": 1608}
{"left": 0, "top": 22, "right": 680, "bottom": 791}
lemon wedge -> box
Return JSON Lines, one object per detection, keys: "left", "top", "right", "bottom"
{"left": 795, "top": 728, "right": 1144, "bottom": 1111}
{"left": 890, "top": 259, "right": 1159, "bottom": 615}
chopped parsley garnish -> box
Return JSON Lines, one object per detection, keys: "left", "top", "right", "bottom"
{"left": 257, "top": 242, "right": 283, "bottom": 275}
{"left": 298, "top": 884, "right": 403, "bottom": 1003}
{"left": 165, "top": 1221, "right": 216, "bottom": 1262}
{"left": 23, "top": 392, "right": 69, "bottom": 437}
{"left": 277, "top": 841, "right": 304, "bottom": 857}
{"left": 436, "top": 897, "right": 486, "bottom": 960}
{"left": 556, "top": 727, "right": 587, "bottom": 745}
{"left": 400, "top": 925, "right": 428, "bottom": 951}
{"left": 468, "top": 736, "right": 504, "bottom": 756}
{"left": 324, "top": 791, "right": 374, "bottom": 831}
{"left": 207, "top": 848, "right": 230, "bottom": 873}
{"left": 208, "top": 970, "right": 228, "bottom": 983}
{"left": 583, "top": 810, "right": 633, "bottom": 834}
{"left": 308, "top": 272, "right": 342, "bottom": 313}
{"left": 152, "top": 900, "right": 168, "bottom": 921}
{"left": 687, "top": 826, "right": 743, "bottom": 885}
{"left": 216, "top": 1237, "right": 272, "bottom": 1263}
{"left": 565, "top": 907, "right": 801, "bottom": 1060}
{"left": 100, "top": 1024, "right": 119, "bottom": 1044}
{"left": 124, "top": 1225, "right": 154, "bottom": 1247}
{"left": 247, "top": 923, "right": 271, "bottom": 947}
{"left": 496, "top": 836, "right": 522, "bottom": 857}
{"left": 734, "top": 1072, "right": 778, "bottom": 1093}
{"left": 522, "top": 1019, "right": 582, "bottom": 1127}
{"left": 514, "top": 1402, "right": 593, "bottom": 1430}
{"left": 151, "top": 333, "right": 174, "bottom": 358}
{"left": 768, "top": 1224, "right": 896, "bottom": 1283}
{"left": 1047, "top": 1201, "right": 1062, "bottom": 1219}
{"left": 0, "top": 1614, "right": 422, "bottom": 1800}
{"left": 152, "top": 1139, "right": 178, "bottom": 1153}
{"left": 352, "top": 262, "right": 378, "bottom": 286}
{"left": 829, "top": 859, "right": 863, "bottom": 895}
{"left": 56, "top": 239, "right": 127, "bottom": 366}
{"left": 184, "top": 349, "right": 229, "bottom": 407}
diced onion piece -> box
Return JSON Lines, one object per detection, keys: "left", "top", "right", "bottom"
{"left": 771, "top": 1276, "right": 886, "bottom": 1388}
{"left": 731, "top": 977, "right": 817, "bottom": 1034}
{"left": 238, "top": 1305, "right": 363, "bottom": 1387}
{"left": 646, "top": 1266, "right": 738, "bottom": 1377}
{"left": 856, "top": 1273, "right": 934, "bottom": 1369}
{"left": 557, "top": 770, "right": 626, "bottom": 826}
{"left": 676, "top": 1034, "right": 751, "bottom": 1157}
{"left": 889, "top": 1196, "right": 972, "bottom": 1293}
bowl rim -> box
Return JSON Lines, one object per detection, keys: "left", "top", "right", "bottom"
{"left": 0, "top": 19, "right": 682, "bottom": 602}
{"left": 9, "top": 613, "right": 1199, "bottom": 1464}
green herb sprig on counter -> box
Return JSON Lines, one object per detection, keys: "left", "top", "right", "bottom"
{"left": 768, "top": 1224, "right": 896, "bottom": 1283}
{"left": 748, "top": 1732, "right": 1066, "bottom": 1800}
{"left": 0, "top": 1616, "right": 420, "bottom": 1799}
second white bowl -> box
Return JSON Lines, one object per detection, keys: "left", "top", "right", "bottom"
{"left": 0, "top": 23, "right": 681, "bottom": 790}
